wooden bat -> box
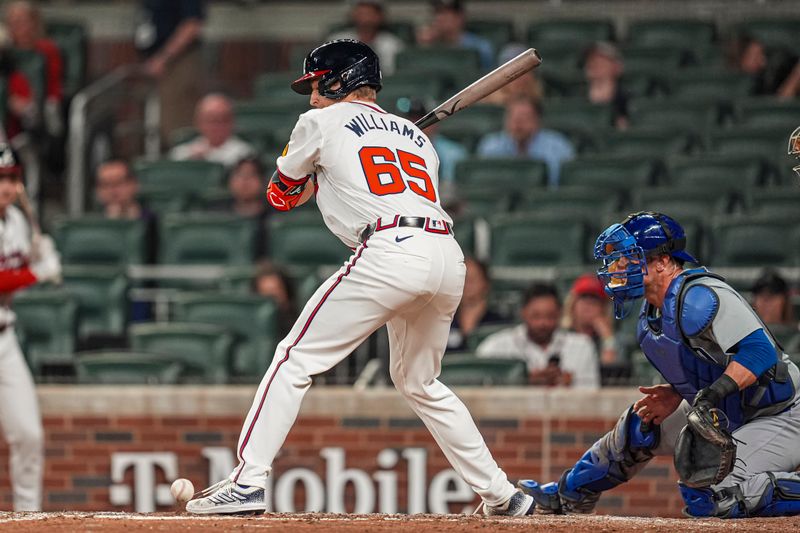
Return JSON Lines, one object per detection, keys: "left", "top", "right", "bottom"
{"left": 415, "top": 48, "right": 542, "bottom": 129}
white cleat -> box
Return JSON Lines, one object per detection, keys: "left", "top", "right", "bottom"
{"left": 185, "top": 479, "right": 267, "bottom": 515}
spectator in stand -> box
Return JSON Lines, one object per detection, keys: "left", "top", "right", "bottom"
{"left": 0, "top": 41, "right": 35, "bottom": 139}
{"left": 477, "top": 283, "right": 600, "bottom": 389}
{"left": 253, "top": 260, "right": 298, "bottom": 338}
{"left": 416, "top": 0, "right": 494, "bottom": 71}
{"left": 482, "top": 44, "right": 544, "bottom": 106}
{"left": 169, "top": 93, "right": 254, "bottom": 169}
{"left": 135, "top": 0, "right": 206, "bottom": 140}
{"left": 476, "top": 97, "right": 575, "bottom": 187}
{"left": 206, "top": 157, "right": 270, "bottom": 258}
{"left": 328, "top": 0, "right": 404, "bottom": 75}
{"left": 733, "top": 34, "right": 800, "bottom": 97}
{"left": 94, "top": 159, "right": 152, "bottom": 223}
{"left": 583, "top": 42, "right": 629, "bottom": 130}
{"left": 4, "top": 1, "right": 64, "bottom": 137}
{"left": 751, "top": 269, "right": 795, "bottom": 329}
{"left": 447, "top": 257, "right": 507, "bottom": 352}
{"left": 562, "top": 274, "right": 619, "bottom": 366}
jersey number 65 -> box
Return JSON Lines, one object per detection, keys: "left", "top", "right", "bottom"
{"left": 359, "top": 146, "right": 437, "bottom": 203}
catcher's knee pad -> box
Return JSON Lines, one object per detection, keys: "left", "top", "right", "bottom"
{"left": 754, "top": 474, "right": 800, "bottom": 517}
{"left": 563, "top": 406, "right": 660, "bottom": 494}
{"left": 680, "top": 474, "right": 800, "bottom": 518}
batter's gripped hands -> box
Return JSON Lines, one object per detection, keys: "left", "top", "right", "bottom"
{"left": 634, "top": 384, "right": 682, "bottom": 425}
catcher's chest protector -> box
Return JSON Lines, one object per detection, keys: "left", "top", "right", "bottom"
{"left": 637, "top": 269, "right": 792, "bottom": 432}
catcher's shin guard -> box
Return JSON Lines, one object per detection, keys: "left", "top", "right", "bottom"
{"left": 680, "top": 474, "right": 800, "bottom": 518}
{"left": 757, "top": 475, "right": 800, "bottom": 517}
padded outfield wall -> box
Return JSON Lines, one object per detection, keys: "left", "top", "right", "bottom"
{"left": 0, "top": 387, "right": 683, "bottom": 516}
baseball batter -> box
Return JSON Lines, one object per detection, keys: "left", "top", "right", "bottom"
{"left": 519, "top": 212, "right": 800, "bottom": 518}
{"left": 188, "top": 40, "right": 533, "bottom": 516}
{"left": 0, "top": 143, "right": 61, "bottom": 511}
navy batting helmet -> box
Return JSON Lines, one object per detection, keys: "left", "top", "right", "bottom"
{"left": 291, "top": 39, "right": 382, "bottom": 99}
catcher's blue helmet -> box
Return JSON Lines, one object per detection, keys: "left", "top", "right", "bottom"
{"left": 594, "top": 212, "right": 698, "bottom": 318}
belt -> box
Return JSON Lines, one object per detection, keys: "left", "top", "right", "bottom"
{"left": 359, "top": 215, "right": 453, "bottom": 243}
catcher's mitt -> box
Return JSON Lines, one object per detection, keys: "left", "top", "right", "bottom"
{"left": 674, "top": 405, "right": 736, "bottom": 488}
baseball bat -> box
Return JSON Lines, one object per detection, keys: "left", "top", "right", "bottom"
{"left": 414, "top": 48, "right": 542, "bottom": 129}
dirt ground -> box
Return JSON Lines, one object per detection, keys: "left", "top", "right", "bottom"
{"left": 0, "top": 512, "right": 798, "bottom": 532}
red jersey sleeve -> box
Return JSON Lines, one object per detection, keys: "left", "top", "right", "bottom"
{"left": 36, "top": 39, "right": 64, "bottom": 101}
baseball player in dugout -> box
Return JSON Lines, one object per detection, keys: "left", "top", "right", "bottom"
{"left": 187, "top": 39, "right": 535, "bottom": 516}
{"left": 0, "top": 143, "right": 61, "bottom": 511}
{"left": 519, "top": 212, "right": 800, "bottom": 518}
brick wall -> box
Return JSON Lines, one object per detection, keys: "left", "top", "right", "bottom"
{"left": 0, "top": 387, "right": 683, "bottom": 516}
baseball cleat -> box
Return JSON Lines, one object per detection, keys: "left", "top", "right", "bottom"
{"left": 185, "top": 479, "right": 267, "bottom": 515}
{"left": 518, "top": 479, "right": 563, "bottom": 514}
{"left": 483, "top": 489, "right": 536, "bottom": 516}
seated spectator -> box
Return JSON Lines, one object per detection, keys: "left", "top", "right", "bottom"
{"left": 0, "top": 41, "right": 34, "bottom": 139}
{"left": 751, "top": 269, "right": 795, "bottom": 328}
{"left": 4, "top": 1, "right": 64, "bottom": 136}
{"left": 732, "top": 34, "right": 800, "bottom": 97}
{"left": 328, "top": 0, "right": 404, "bottom": 75}
{"left": 169, "top": 93, "right": 254, "bottom": 168}
{"left": 476, "top": 97, "right": 575, "bottom": 187}
{"left": 95, "top": 159, "right": 151, "bottom": 222}
{"left": 447, "top": 257, "right": 507, "bottom": 352}
{"left": 583, "top": 42, "right": 629, "bottom": 130}
{"left": 207, "top": 157, "right": 269, "bottom": 258}
{"left": 253, "top": 261, "right": 297, "bottom": 338}
{"left": 482, "top": 44, "right": 544, "bottom": 106}
{"left": 417, "top": 0, "right": 494, "bottom": 70}
{"left": 562, "top": 274, "right": 619, "bottom": 366}
{"left": 477, "top": 283, "right": 600, "bottom": 389}
{"left": 404, "top": 99, "right": 466, "bottom": 184}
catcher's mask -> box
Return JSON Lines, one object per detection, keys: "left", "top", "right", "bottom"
{"left": 789, "top": 126, "right": 800, "bottom": 181}
{"left": 594, "top": 224, "right": 647, "bottom": 319}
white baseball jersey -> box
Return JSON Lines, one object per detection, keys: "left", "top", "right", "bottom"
{"left": 276, "top": 100, "right": 452, "bottom": 248}
{"left": 225, "top": 98, "right": 519, "bottom": 511}
{"left": 0, "top": 206, "right": 34, "bottom": 324}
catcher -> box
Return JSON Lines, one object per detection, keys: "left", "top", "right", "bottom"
{"left": 519, "top": 211, "right": 800, "bottom": 518}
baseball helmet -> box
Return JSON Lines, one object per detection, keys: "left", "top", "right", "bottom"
{"left": 789, "top": 126, "right": 800, "bottom": 180}
{"left": 0, "top": 142, "right": 22, "bottom": 179}
{"left": 594, "top": 211, "right": 698, "bottom": 318}
{"left": 291, "top": 39, "right": 382, "bottom": 99}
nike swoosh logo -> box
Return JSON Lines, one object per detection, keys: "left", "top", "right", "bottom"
{"left": 395, "top": 235, "right": 413, "bottom": 243}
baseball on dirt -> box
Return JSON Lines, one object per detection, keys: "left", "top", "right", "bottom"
{"left": 170, "top": 478, "right": 194, "bottom": 503}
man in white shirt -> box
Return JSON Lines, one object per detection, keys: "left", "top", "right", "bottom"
{"left": 169, "top": 93, "right": 254, "bottom": 168}
{"left": 476, "top": 283, "right": 600, "bottom": 389}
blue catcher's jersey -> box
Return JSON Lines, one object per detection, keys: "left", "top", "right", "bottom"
{"left": 637, "top": 268, "right": 799, "bottom": 431}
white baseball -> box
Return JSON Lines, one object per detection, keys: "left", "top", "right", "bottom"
{"left": 171, "top": 478, "right": 195, "bottom": 503}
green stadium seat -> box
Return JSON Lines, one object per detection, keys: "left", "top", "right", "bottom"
{"left": 540, "top": 69, "right": 586, "bottom": 98}
{"left": 466, "top": 323, "right": 512, "bottom": 352}
{"left": 10, "top": 49, "right": 45, "bottom": 108}
{"left": 711, "top": 216, "right": 797, "bottom": 267}
{"left": 253, "top": 72, "right": 300, "bottom": 99}
{"left": 437, "top": 104, "right": 505, "bottom": 150}
{"left": 516, "top": 186, "right": 621, "bottom": 221}
{"left": 490, "top": 214, "right": 588, "bottom": 266}
{"left": 54, "top": 217, "right": 147, "bottom": 265}
{"left": 134, "top": 160, "right": 226, "bottom": 193}
{"left": 528, "top": 19, "right": 615, "bottom": 47}
{"left": 326, "top": 22, "right": 416, "bottom": 46}
{"left": 395, "top": 47, "right": 482, "bottom": 76}
{"left": 130, "top": 323, "right": 236, "bottom": 384}
{"left": 669, "top": 70, "right": 755, "bottom": 101}
{"left": 629, "top": 98, "right": 721, "bottom": 134}
{"left": 137, "top": 188, "right": 191, "bottom": 215}
{"left": 455, "top": 158, "right": 548, "bottom": 190}
{"left": 174, "top": 293, "right": 280, "bottom": 380}
{"left": 622, "top": 45, "right": 684, "bottom": 71}
{"left": 45, "top": 20, "right": 88, "bottom": 97}
{"left": 62, "top": 265, "right": 128, "bottom": 338}
{"left": 735, "top": 19, "right": 800, "bottom": 50}
{"left": 14, "top": 289, "right": 78, "bottom": 374}
{"left": 75, "top": 351, "right": 184, "bottom": 385}
{"left": 378, "top": 74, "right": 446, "bottom": 113}
{"left": 735, "top": 98, "right": 800, "bottom": 130}
{"left": 458, "top": 186, "right": 513, "bottom": 217}
{"left": 631, "top": 188, "right": 731, "bottom": 220}
{"left": 745, "top": 188, "right": 800, "bottom": 218}
{"left": 440, "top": 355, "right": 528, "bottom": 386}
{"left": 234, "top": 101, "right": 308, "bottom": 145}
{"left": 628, "top": 20, "right": 716, "bottom": 47}
{"left": 667, "top": 155, "right": 765, "bottom": 190}
{"left": 604, "top": 131, "right": 691, "bottom": 157}
{"left": 466, "top": 20, "right": 515, "bottom": 53}
{"left": 708, "top": 129, "right": 787, "bottom": 159}
{"left": 220, "top": 265, "right": 257, "bottom": 293}
{"left": 159, "top": 214, "right": 257, "bottom": 265}
{"left": 559, "top": 156, "right": 659, "bottom": 191}
{"left": 269, "top": 212, "right": 351, "bottom": 272}
{"left": 542, "top": 100, "right": 614, "bottom": 131}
